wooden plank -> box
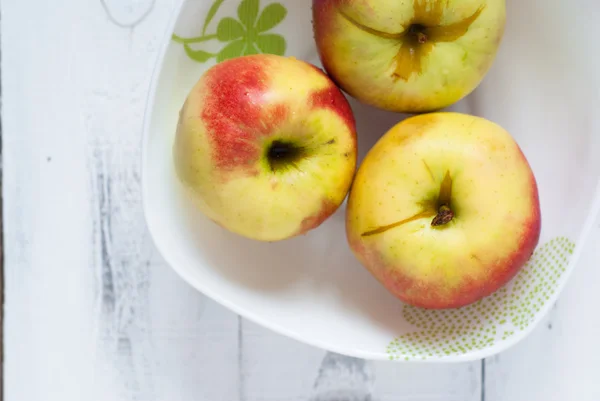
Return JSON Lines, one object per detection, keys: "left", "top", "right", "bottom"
{"left": 241, "top": 320, "right": 482, "bottom": 401}
{"left": 241, "top": 320, "right": 326, "bottom": 401}
{"left": 308, "top": 352, "right": 482, "bottom": 401}
{"left": 370, "top": 360, "right": 482, "bottom": 401}
{"left": 3, "top": 1, "right": 97, "bottom": 399}
{"left": 146, "top": 272, "right": 240, "bottom": 401}
{"left": 2, "top": 1, "right": 237, "bottom": 400}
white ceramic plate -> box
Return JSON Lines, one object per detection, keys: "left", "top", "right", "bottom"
{"left": 142, "top": 0, "right": 600, "bottom": 361}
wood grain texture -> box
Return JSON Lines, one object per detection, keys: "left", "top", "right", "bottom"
{"left": 241, "top": 320, "right": 483, "bottom": 401}
{"left": 3, "top": 0, "right": 599, "bottom": 400}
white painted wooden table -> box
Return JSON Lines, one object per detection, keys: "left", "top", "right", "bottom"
{"left": 3, "top": 1, "right": 600, "bottom": 400}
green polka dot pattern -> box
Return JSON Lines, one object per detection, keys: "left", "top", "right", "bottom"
{"left": 386, "top": 237, "right": 575, "bottom": 361}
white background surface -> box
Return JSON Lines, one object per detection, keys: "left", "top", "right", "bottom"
{"left": 3, "top": 0, "right": 600, "bottom": 400}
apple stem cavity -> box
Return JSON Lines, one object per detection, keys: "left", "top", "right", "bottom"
{"left": 337, "top": 2, "right": 486, "bottom": 82}
{"left": 408, "top": 24, "right": 428, "bottom": 44}
{"left": 361, "top": 170, "right": 457, "bottom": 236}
{"left": 267, "top": 140, "right": 305, "bottom": 172}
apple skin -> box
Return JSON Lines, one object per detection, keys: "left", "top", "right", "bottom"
{"left": 312, "top": 0, "right": 506, "bottom": 113}
{"left": 173, "top": 54, "right": 357, "bottom": 242}
{"left": 345, "top": 112, "right": 541, "bottom": 309}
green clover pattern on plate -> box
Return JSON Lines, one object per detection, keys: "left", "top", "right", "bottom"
{"left": 173, "top": 0, "right": 288, "bottom": 63}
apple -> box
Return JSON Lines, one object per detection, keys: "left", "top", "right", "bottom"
{"left": 312, "top": 0, "right": 506, "bottom": 113}
{"left": 173, "top": 54, "right": 358, "bottom": 242}
{"left": 345, "top": 112, "right": 541, "bottom": 309}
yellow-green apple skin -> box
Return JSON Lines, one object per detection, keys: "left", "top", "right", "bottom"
{"left": 346, "top": 112, "right": 541, "bottom": 309}
{"left": 312, "top": 0, "right": 506, "bottom": 113}
{"left": 173, "top": 54, "right": 357, "bottom": 242}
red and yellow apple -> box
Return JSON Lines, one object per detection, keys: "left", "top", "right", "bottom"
{"left": 346, "top": 112, "right": 541, "bottom": 309}
{"left": 173, "top": 54, "right": 357, "bottom": 241}
{"left": 312, "top": 0, "right": 506, "bottom": 113}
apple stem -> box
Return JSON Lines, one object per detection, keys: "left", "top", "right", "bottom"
{"left": 431, "top": 205, "right": 454, "bottom": 227}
